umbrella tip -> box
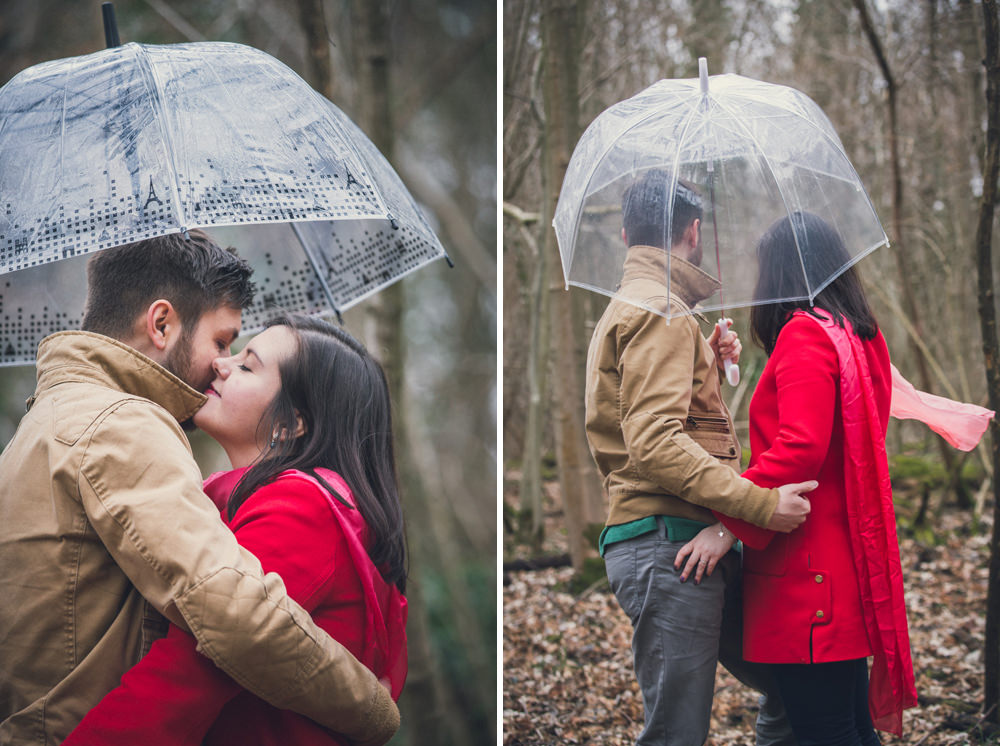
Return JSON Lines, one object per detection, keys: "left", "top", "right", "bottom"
{"left": 698, "top": 57, "right": 708, "bottom": 95}
{"left": 102, "top": 2, "right": 122, "bottom": 48}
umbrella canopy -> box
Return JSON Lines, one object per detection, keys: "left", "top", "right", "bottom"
{"left": 0, "top": 41, "right": 448, "bottom": 365}
{"left": 553, "top": 59, "right": 887, "bottom": 322}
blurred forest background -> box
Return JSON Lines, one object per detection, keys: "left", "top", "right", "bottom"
{"left": 504, "top": 0, "right": 1000, "bottom": 741}
{"left": 0, "top": 1, "right": 496, "bottom": 745}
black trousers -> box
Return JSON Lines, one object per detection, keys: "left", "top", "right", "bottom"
{"left": 769, "top": 658, "right": 881, "bottom": 746}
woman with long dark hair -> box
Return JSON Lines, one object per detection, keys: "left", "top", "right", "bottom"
{"left": 677, "top": 211, "right": 917, "bottom": 744}
{"left": 64, "top": 315, "right": 407, "bottom": 746}
{"left": 734, "top": 211, "right": 915, "bottom": 743}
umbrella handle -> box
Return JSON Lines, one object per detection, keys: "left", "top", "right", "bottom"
{"left": 716, "top": 318, "right": 741, "bottom": 387}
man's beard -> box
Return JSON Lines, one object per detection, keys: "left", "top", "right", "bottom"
{"left": 162, "top": 330, "right": 207, "bottom": 431}
{"left": 162, "top": 329, "right": 211, "bottom": 393}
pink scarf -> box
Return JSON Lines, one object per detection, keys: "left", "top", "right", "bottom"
{"left": 803, "top": 311, "right": 917, "bottom": 735}
{"left": 889, "top": 365, "right": 993, "bottom": 450}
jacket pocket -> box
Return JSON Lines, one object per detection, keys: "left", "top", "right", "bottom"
{"left": 744, "top": 533, "right": 789, "bottom": 576}
{"left": 683, "top": 413, "right": 738, "bottom": 460}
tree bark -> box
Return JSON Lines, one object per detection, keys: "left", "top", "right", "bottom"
{"left": 977, "top": 0, "right": 1000, "bottom": 723}
{"left": 349, "top": 3, "right": 478, "bottom": 744}
{"left": 539, "top": 0, "right": 604, "bottom": 572}
{"left": 853, "top": 0, "right": 968, "bottom": 506}
{"left": 519, "top": 204, "right": 551, "bottom": 546}
{"left": 296, "top": 0, "right": 334, "bottom": 100}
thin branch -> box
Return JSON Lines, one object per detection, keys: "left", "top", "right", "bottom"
{"left": 502, "top": 201, "right": 541, "bottom": 225}
{"left": 852, "top": 0, "right": 896, "bottom": 92}
{"left": 867, "top": 277, "right": 957, "bottom": 400}
{"left": 394, "top": 13, "right": 495, "bottom": 131}
{"left": 395, "top": 150, "right": 495, "bottom": 290}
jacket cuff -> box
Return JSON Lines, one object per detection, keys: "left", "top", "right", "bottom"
{"left": 747, "top": 484, "right": 780, "bottom": 527}
{"left": 351, "top": 683, "right": 400, "bottom": 746}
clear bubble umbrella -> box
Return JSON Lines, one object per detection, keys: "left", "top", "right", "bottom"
{"left": 0, "top": 40, "right": 449, "bottom": 365}
{"left": 553, "top": 58, "right": 887, "bottom": 381}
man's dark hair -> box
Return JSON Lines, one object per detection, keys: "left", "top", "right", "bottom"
{"left": 81, "top": 230, "right": 256, "bottom": 339}
{"left": 622, "top": 169, "right": 703, "bottom": 248}
{"left": 750, "top": 211, "right": 878, "bottom": 353}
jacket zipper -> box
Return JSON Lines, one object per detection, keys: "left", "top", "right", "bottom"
{"left": 686, "top": 414, "right": 731, "bottom": 433}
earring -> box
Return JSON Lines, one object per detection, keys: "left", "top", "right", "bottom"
{"left": 269, "top": 434, "right": 278, "bottom": 449}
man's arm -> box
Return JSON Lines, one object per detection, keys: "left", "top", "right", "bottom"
{"left": 618, "top": 306, "right": 780, "bottom": 526}
{"left": 716, "top": 316, "right": 836, "bottom": 548}
{"left": 76, "top": 401, "right": 397, "bottom": 745}
{"left": 65, "top": 475, "right": 385, "bottom": 746}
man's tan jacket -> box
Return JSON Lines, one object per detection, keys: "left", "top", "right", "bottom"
{"left": 585, "top": 246, "right": 779, "bottom": 529}
{"left": 0, "top": 332, "right": 397, "bottom": 745}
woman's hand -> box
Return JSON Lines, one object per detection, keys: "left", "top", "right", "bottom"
{"left": 708, "top": 318, "right": 741, "bottom": 372}
{"left": 674, "top": 523, "right": 737, "bottom": 584}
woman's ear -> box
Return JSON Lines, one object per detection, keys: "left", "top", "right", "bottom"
{"left": 292, "top": 412, "right": 307, "bottom": 439}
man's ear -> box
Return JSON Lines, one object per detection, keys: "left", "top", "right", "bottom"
{"left": 144, "top": 299, "right": 180, "bottom": 352}
{"left": 621, "top": 227, "right": 628, "bottom": 245}
{"left": 686, "top": 218, "right": 701, "bottom": 249}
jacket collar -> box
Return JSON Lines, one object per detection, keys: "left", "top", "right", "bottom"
{"left": 34, "top": 331, "right": 207, "bottom": 423}
{"left": 621, "top": 245, "right": 721, "bottom": 308}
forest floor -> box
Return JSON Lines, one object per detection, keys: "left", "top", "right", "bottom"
{"left": 502, "top": 473, "right": 996, "bottom": 745}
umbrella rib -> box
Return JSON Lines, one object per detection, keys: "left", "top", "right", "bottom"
{"left": 186, "top": 49, "right": 283, "bottom": 227}
{"left": 133, "top": 44, "right": 188, "bottom": 232}
{"left": 706, "top": 95, "right": 815, "bottom": 298}
{"left": 710, "top": 95, "right": 887, "bottom": 301}
{"left": 312, "top": 95, "right": 395, "bottom": 221}
{"left": 724, "top": 110, "right": 866, "bottom": 185}
{"left": 564, "top": 84, "right": 700, "bottom": 270}
{"left": 806, "top": 238, "right": 888, "bottom": 298}
{"left": 291, "top": 222, "right": 341, "bottom": 320}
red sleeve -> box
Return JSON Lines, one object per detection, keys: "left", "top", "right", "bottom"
{"left": 61, "top": 625, "right": 238, "bottom": 746}
{"left": 63, "top": 475, "right": 347, "bottom": 746}
{"left": 716, "top": 316, "right": 839, "bottom": 549}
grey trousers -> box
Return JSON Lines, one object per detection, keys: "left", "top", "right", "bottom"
{"left": 605, "top": 519, "right": 796, "bottom": 746}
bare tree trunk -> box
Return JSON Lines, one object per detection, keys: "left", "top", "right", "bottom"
{"left": 960, "top": 0, "right": 988, "bottom": 166}
{"left": 296, "top": 0, "right": 333, "bottom": 100}
{"left": 519, "top": 208, "right": 551, "bottom": 547}
{"left": 349, "top": 3, "right": 480, "bottom": 744}
{"left": 977, "top": 0, "right": 1000, "bottom": 723}
{"left": 539, "top": 0, "right": 604, "bottom": 572}
{"left": 512, "top": 21, "right": 550, "bottom": 548}
{"left": 853, "top": 0, "right": 967, "bottom": 506}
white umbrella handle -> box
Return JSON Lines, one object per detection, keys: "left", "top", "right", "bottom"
{"left": 717, "top": 318, "right": 740, "bottom": 387}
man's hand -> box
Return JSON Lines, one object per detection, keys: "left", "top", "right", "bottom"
{"left": 765, "top": 480, "right": 817, "bottom": 532}
{"left": 708, "top": 317, "right": 741, "bottom": 372}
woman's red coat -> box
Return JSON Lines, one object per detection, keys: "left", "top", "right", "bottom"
{"left": 720, "top": 313, "right": 891, "bottom": 664}
{"left": 63, "top": 468, "right": 407, "bottom": 746}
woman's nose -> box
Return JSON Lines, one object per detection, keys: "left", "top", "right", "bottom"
{"left": 212, "top": 356, "right": 231, "bottom": 377}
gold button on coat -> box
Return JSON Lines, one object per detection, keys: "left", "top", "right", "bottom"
{"left": 815, "top": 574, "right": 824, "bottom": 583}
{"left": 816, "top": 610, "right": 824, "bottom": 618}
